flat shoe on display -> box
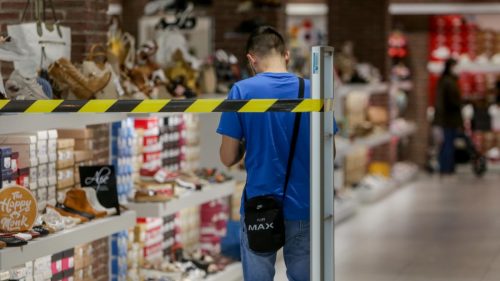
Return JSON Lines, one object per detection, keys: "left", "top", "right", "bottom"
{"left": 32, "top": 226, "right": 50, "bottom": 236}
{"left": 64, "top": 188, "right": 106, "bottom": 219}
{"left": 5, "top": 70, "right": 49, "bottom": 100}
{"left": 46, "top": 205, "right": 88, "bottom": 224}
{"left": 48, "top": 57, "right": 111, "bottom": 99}
{"left": 0, "top": 236, "right": 28, "bottom": 247}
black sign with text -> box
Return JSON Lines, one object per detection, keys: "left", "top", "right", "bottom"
{"left": 79, "top": 165, "right": 120, "bottom": 215}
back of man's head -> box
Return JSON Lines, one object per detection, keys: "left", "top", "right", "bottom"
{"left": 246, "top": 26, "right": 286, "bottom": 58}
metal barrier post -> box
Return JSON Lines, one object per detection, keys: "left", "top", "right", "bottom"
{"left": 310, "top": 46, "right": 335, "bottom": 281}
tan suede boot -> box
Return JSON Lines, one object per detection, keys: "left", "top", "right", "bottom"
{"left": 63, "top": 188, "right": 107, "bottom": 218}
{"left": 49, "top": 58, "right": 111, "bottom": 99}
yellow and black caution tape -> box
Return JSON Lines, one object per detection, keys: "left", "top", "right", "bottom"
{"left": 0, "top": 99, "right": 334, "bottom": 113}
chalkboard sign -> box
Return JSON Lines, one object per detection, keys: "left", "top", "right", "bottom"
{"left": 79, "top": 165, "right": 120, "bottom": 215}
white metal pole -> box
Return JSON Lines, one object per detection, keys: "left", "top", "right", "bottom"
{"left": 311, "top": 46, "right": 335, "bottom": 281}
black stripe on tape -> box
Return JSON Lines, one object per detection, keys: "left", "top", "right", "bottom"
{"left": 52, "top": 100, "right": 86, "bottom": 112}
{"left": 107, "top": 100, "right": 142, "bottom": 112}
{"left": 213, "top": 100, "right": 247, "bottom": 112}
{"left": 268, "top": 99, "right": 303, "bottom": 112}
{"left": 0, "top": 100, "right": 35, "bottom": 113}
{"left": 160, "top": 99, "right": 196, "bottom": 112}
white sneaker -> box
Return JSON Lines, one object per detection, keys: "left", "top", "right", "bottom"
{"left": 5, "top": 70, "right": 49, "bottom": 100}
{"left": 83, "top": 187, "right": 116, "bottom": 215}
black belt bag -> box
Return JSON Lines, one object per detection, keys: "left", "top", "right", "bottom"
{"left": 243, "top": 77, "right": 305, "bottom": 253}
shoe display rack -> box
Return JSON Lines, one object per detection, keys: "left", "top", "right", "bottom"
{"left": 127, "top": 180, "right": 236, "bottom": 218}
{"left": 0, "top": 211, "right": 136, "bottom": 271}
{"left": 332, "top": 80, "right": 419, "bottom": 224}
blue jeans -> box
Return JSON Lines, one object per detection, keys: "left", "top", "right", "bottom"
{"left": 240, "top": 219, "right": 310, "bottom": 281}
{"left": 439, "top": 128, "right": 457, "bottom": 174}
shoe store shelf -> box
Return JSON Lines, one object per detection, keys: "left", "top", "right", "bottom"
{"left": 335, "top": 196, "right": 358, "bottom": 224}
{"left": 205, "top": 262, "right": 243, "bottom": 281}
{"left": 336, "top": 122, "right": 417, "bottom": 160}
{"left": 338, "top": 83, "right": 389, "bottom": 98}
{"left": 0, "top": 113, "right": 129, "bottom": 135}
{"left": 356, "top": 181, "right": 399, "bottom": 204}
{"left": 0, "top": 210, "right": 136, "bottom": 271}
{"left": 127, "top": 181, "right": 236, "bottom": 218}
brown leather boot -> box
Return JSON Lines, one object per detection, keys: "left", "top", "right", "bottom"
{"left": 63, "top": 188, "right": 107, "bottom": 218}
{"left": 49, "top": 58, "right": 111, "bottom": 99}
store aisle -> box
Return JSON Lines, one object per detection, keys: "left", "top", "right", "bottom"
{"left": 336, "top": 170, "right": 500, "bottom": 281}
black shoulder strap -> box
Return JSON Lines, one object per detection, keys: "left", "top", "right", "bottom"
{"left": 282, "top": 77, "right": 305, "bottom": 200}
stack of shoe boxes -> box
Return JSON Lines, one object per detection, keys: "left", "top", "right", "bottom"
{"left": 0, "top": 135, "right": 38, "bottom": 191}
{"left": 127, "top": 229, "right": 141, "bottom": 280}
{"left": 57, "top": 129, "right": 94, "bottom": 189}
{"left": 36, "top": 131, "right": 50, "bottom": 213}
{"left": 110, "top": 231, "right": 128, "bottom": 281}
{"left": 175, "top": 207, "right": 200, "bottom": 252}
{"left": 134, "top": 117, "right": 162, "bottom": 176}
{"left": 56, "top": 138, "right": 75, "bottom": 202}
{"left": 182, "top": 114, "right": 200, "bottom": 172}
{"left": 111, "top": 119, "right": 136, "bottom": 204}
{"left": 0, "top": 147, "right": 14, "bottom": 188}
{"left": 6, "top": 265, "right": 27, "bottom": 281}
{"left": 159, "top": 115, "right": 182, "bottom": 172}
{"left": 33, "top": 256, "right": 52, "bottom": 281}
{"left": 199, "top": 199, "right": 229, "bottom": 255}
{"left": 135, "top": 217, "right": 163, "bottom": 263}
{"left": 74, "top": 243, "right": 93, "bottom": 281}
{"left": 50, "top": 249, "right": 75, "bottom": 281}
{"left": 91, "top": 237, "right": 110, "bottom": 281}
{"left": 162, "top": 215, "right": 176, "bottom": 257}
{"left": 47, "top": 130, "right": 58, "bottom": 209}
{"left": 87, "top": 124, "right": 110, "bottom": 166}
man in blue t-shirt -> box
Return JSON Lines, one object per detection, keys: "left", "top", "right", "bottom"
{"left": 217, "top": 26, "right": 335, "bottom": 281}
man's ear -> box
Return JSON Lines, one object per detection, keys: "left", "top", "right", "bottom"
{"left": 284, "top": 50, "right": 290, "bottom": 65}
{"left": 247, "top": 54, "right": 256, "bottom": 65}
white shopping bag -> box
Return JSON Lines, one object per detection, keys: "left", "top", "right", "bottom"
{"left": 8, "top": 22, "right": 71, "bottom": 77}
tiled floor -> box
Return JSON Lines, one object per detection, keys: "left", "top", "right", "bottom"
{"left": 270, "top": 168, "right": 500, "bottom": 281}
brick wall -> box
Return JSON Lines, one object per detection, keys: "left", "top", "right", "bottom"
{"left": 392, "top": 0, "right": 500, "bottom": 3}
{"left": 329, "top": 0, "right": 391, "bottom": 79}
{"left": 213, "top": 0, "right": 286, "bottom": 65}
{"left": 393, "top": 15, "right": 430, "bottom": 166}
{"left": 0, "top": 0, "right": 109, "bottom": 62}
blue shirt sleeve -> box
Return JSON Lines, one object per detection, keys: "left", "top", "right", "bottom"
{"left": 334, "top": 117, "right": 339, "bottom": 134}
{"left": 216, "top": 85, "right": 243, "bottom": 140}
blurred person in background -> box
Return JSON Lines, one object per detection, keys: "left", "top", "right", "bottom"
{"left": 433, "top": 58, "right": 463, "bottom": 175}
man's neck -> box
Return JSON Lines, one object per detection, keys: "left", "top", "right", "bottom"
{"left": 259, "top": 56, "right": 288, "bottom": 73}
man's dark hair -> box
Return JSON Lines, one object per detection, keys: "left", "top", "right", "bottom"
{"left": 246, "top": 26, "right": 286, "bottom": 57}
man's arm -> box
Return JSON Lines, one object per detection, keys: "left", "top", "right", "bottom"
{"left": 220, "top": 136, "right": 245, "bottom": 167}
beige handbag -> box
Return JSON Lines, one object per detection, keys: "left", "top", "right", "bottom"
{"left": 82, "top": 44, "right": 122, "bottom": 99}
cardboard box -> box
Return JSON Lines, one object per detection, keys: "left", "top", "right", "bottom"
{"left": 0, "top": 135, "right": 37, "bottom": 144}
{"left": 57, "top": 139, "right": 75, "bottom": 150}
{"left": 5, "top": 144, "right": 37, "bottom": 167}
{"left": 47, "top": 130, "right": 58, "bottom": 140}
{"left": 48, "top": 163, "right": 57, "bottom": 186}
{"left": 57, "top": 129, "right": 94, "bottom": 139}
{"left": 57, "top": 149, "right": 75, "bottom": 169}
{"left": 74, "top": 151, "right": 92, "bottom": 163}
{"left": 48, "top": 139, "right": 57, "bottom": 154}
{"left": 57, "top": 168, "right": 74, "bottom": 190}
{"left": 38, "top": 164, "right": 48, "bottom": 187}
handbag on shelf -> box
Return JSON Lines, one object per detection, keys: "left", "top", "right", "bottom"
{"left": 243, "top": 77, "right": 304, "bottom": 253}
{"left": 8, "top": 0, "right": 71, "bottom": 78}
